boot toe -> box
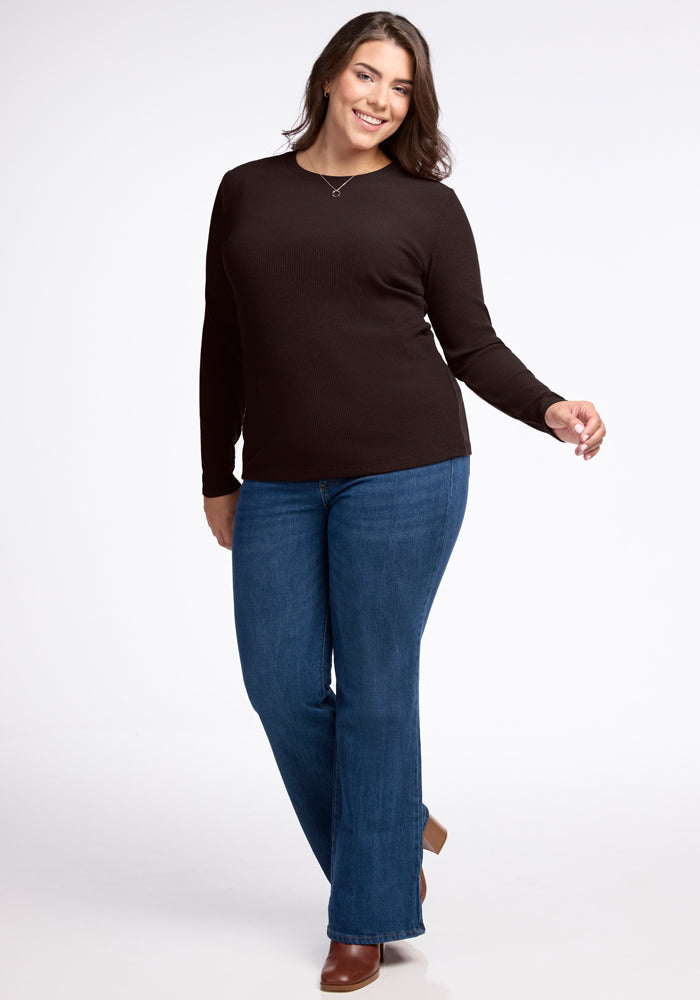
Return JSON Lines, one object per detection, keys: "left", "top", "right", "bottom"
{"left": 320, "top": 941, "right": 382, "bottom": 992}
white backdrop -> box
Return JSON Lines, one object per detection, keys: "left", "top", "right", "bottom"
{"left": 1, "top": 2, "right": 698, "bottom": 998}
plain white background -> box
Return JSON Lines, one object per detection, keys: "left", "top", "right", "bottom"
{"left": 1, "top": 1, "right": 698, "bottom": 997}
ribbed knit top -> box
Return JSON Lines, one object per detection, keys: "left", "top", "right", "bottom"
{"left": 199, "top": 150, "right": 565, "bottom": 496}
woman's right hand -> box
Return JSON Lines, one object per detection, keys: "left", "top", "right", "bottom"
{"left": 203, "top": 490, "right": 240, "bottom": 550}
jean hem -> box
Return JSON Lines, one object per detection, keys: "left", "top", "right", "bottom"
{"left": 326, "top": 924, "right": 426, "bottom": 945}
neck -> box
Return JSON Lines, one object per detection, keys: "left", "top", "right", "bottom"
{"left": 300, "top": 133, "right": 391, "bottom": 176}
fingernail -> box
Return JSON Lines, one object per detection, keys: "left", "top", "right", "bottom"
{"left": 575, "top": 423, "right": 584, "bottom": 433}
{"left": 582, "top": 434, "right": 589, "bottom": 442}
{"left": 581, "top": 444, "right": 587, "bottom": 452}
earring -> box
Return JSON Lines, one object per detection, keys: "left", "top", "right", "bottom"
{"left": 323, "top": 89, "right": 329, "bottom": 98}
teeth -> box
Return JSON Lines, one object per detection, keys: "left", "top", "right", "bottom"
{"left": 355, "top": 110, "right": 383, "bottom": 125}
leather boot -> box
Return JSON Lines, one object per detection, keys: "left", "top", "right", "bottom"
{"left": 423, "top": 812, "right": 448, "bottom": 854}
{"left": 421, "top": 812, "right": 447, "bottom": 904}
{"left": 320, "top": 941, "right": 384, "bottom": 992}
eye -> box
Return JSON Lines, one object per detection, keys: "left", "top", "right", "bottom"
{"left": 356, "top": 71, "right": 372, "bottom": 82}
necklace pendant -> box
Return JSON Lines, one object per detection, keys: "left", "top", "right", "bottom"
{"left": 331, "top": 189, "right": 341, "bottom": 198}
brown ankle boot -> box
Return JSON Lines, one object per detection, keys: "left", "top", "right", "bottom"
{"left": 421, "top": 812, "right": 447, "bottom": 904}
{"left": 423, "top": 812, "right": 448, "bottom": 854}
{"left": 320, "top": 940, "right": 384, "bottom": 992}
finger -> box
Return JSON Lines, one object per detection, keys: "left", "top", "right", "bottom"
{"left": 574, "top": 400, "right": 600, "bottom": 421}
{"left": 580, "top": 414, "right": 602, "bottom": 443}
{"left": 576, "top": 437, "right": 602, "bottom": 456}
{"left": 218, "top": 523, "right": 234, "bottom": 549}
{"left": 579, "top": 425, "right": 606, "bottom": 454}
{"left": 211, "top": 525, "right": 227, "bottom": 547}
{"left": 574, "top": 407, "right": 604, "bottom": 441}
{"left": 576, "top": 438, "right": 602, "bottom": 456}
{"left": 583, "top": 442, "right": 602, "bottom": 460}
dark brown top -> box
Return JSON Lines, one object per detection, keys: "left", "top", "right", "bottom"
{"left": 199, "top": 150, "right": 565, "bottom": 496}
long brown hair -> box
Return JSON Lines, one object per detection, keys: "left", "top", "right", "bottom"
{"left": 281, "top": 12, "right": 452, "bottom": 181}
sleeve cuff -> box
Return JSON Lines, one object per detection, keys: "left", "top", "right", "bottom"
{"left": 539, "top": 393, "right": 568, "bottom": 441}
{"left": 202, "top": 474, "right": 241, "bottom": 498}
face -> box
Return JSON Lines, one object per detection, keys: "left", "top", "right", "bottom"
{"left": 323, "top": 39, "right": 414, "bottom": 154}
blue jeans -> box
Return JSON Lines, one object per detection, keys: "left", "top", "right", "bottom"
{"left": 231, "top": 456, "right": 469, "bottom": 944}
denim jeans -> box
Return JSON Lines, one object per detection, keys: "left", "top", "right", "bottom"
{"left": 231, "top": 455, "right": 469, "bottom": 944}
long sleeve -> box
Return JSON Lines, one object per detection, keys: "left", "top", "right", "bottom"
{"left": 424, "top": 187, "right": 565, "bottom": 438}
{"left": 198, "top": 176, "right": 245, "bottom": 496}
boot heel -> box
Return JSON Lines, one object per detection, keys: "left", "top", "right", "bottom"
{"left": 423, "top": 813, "right": 448, "bottom": 854}
{"left": 379, "top": 943, "right": 385, "bottom": 963}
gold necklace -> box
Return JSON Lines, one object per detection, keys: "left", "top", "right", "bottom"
{"left": 305, "top": 149, "right": 356, "bottom": 198}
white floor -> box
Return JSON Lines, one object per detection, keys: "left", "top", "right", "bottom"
{"left": 1, "top": 729, "right": 697, "bottom": 1000}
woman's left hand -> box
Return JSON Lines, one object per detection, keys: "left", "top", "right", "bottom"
{"left": 544, "top": 400, "right": 606, "bottom": 461}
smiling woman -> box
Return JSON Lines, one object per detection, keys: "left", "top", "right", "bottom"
{"left": 305, "top": 39, "right": 413, "bottom": 171}
{"left": 282, "top": 13, "right": 452, "bottom": 179}
{"left": 198, "top": 9, "right": 606, "bottom": 995}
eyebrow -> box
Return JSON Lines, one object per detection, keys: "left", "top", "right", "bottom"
{"left": 353, "top": 62, "right": 414, "bottom": 86}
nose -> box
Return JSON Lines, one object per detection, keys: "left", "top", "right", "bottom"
{"left": 368, "top": 83, "right": 390, "bottom": 112}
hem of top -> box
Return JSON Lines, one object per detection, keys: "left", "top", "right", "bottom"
{"left": 327, "top": 924, "right": 426, "bottom": 945}
{"left": 240, "top": 445, "right": 471, "bottom": 484}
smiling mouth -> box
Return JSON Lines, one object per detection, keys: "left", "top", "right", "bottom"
{"left": 353, "top": 109, "right": 386, "bottom": 126}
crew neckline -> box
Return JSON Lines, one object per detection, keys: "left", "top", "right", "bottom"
{"left": 288, "top": 149, "right": 397, "bottom": 181}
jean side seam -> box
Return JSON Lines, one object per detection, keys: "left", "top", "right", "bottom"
{"left": 330, "top": 724, "right": 339, "bottom": 884}
{"left": 413, "top": 458, "right": 454, "bottom": 924}
{"left": 316, "top": 586, "right": 338, "bottom": 884}
{"left": 414, "top": 702, "right": 423, "bottom": 926}
{"left": 320, "top": 585, "right": 339, "bottom": 885}
{"left": 415, "top": 458, "right": 453, "bottom": 646}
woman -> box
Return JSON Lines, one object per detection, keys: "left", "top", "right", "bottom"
{"left": 199, "top": 11, "right": 605, "bottom": 993}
